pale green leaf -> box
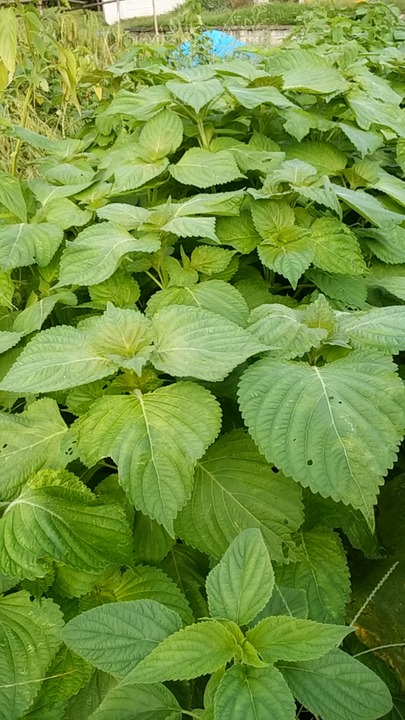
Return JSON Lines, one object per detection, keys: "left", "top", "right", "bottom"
{"left": 13, "top": 291, "right": 77, "bottom": 335}
{"left": 214, "top": 665, "right": 296, "bottom": 720}
{"left": 112, "top": 158, "right": 169, "bottom": 194}
{"left": 0, "top": 469, "right": 132, "bottom": 580}
{"left": 365, "top": 262, "right": 405, "bottom": 301}
{"left": 238, "top": 353, "right": 405, "bottom": 526}
{"left": 283, "top": 66, "right": 349, "bottom": 94}
{"left": 175, "top": 430, "right": 304, "bottom": 562}
{"left": 285, "top": 141, "right": 347, "bottom": 176}
{"left": 336, "top": 306, "right": 405, "bottom": 353}
{"left": 258, "top": 239, "right": 313, "bottom": 289}
{"left": 89, "top": 270, "right": 140, "bottom": 309}
{"left": 0, "top": 223, "right": 63, "bottom": 270}
{"left": 0, "top": 8, "right": 17, "bottom": 74}
{"left": 34, "top": 197, "right": 92, "bottom": 230}
{"left": 76, "top": 382, "right": 221, "bottom": 533}
{"left": 206, "top": 528, "right": 274, "bottom": 625}
{"left": 0, "top": 330, "right": 23, "bottom": 354}
{"left": 29, "top": 178, "right": 92, "bottom": 204}
{"left": 62, "top": 600, "right": 182, "bottom": 678}
{"left": 170, "top": 149, "right": 242, "bottom": 189}
{"left": 347, "top": 91, "right": 405, "bottom": 137}
{"left": 251, "top": 199, "right": 295, "bottom": 239}
{"left": 333, "top": 185, "right": 405, "bottom": 226}
{"left": 0, "top": 271, "right": 14, "bottom": 308}
{"left": 247, "top": 616, "right": 352, "bottom": 663}
{"left": 0, "top": 398, "right": 72, "bottom": 500}
{"left": 138, "top": 109, "right": 183, "bottom": 162}
{"left": 216, "top": 212, "right": 260, "bottom": 254}
{"left": 247, "top": 303, "right": 327, "bottom": 359}
{"left": 261, "top": 586, "right": 309, "bottom": 620}
{"left": 281, "top": 649, "right": 392, "bottom": 720}
{"left": 96, "top": 204, "right": 149, "bottom": 230}
{"left": 227, "top": 82, "right": 292, "bottom": 110}
{"left": 167, "top": 78, "right": 223, "bottom": 113}
{"left": 151, "top": 305, "right": 265, "bottom": 381}
{"left": 0, "top": 592, "right": 63, "bottom": 720}
{"left": 307, "top": 270, "right": 367, "bottom": 309}
{"left": 0, "top": 325, "right": 118, "bottom": 393}
{"left": 0, "top": 173, "right": 27, "bottom": 222}
{"left": 145, "top": 280, "right": 249, "bottom": 326}
{"left": 362, "top": 225, "right": 405, "bottom": 264}
{"left": 338, "top": 122, "right": 383, "bottom": 158}
{"left": 123, "top": 620, "right": 237, "bottom": 684}
{"left": 57, "top": 223, "right": 160, "bottom": 287}
{"left": 173, "top": 191, "right": 243, "bottom": 217}
{"left": 190, "top": 246, "right": 234, "bottom": 275}
{"left": 275, "top": 530, "right": 351, "bottom": 624}
{"left": 162, "top": 216, "right": 217, "bottom": 241}
{"left": 310, "top": 217, "right": 367, "bottom": 274}
{"left": 113, "top": 565, "right": 194, "bottom": 625}
{"left": 88, "top": 682, "right": 182, "bottom": 720}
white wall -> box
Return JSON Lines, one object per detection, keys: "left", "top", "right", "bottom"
{"left": 103, "top": 0, "right": 184, "bottom": 24}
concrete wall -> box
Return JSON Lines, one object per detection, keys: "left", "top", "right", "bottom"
{"left": 103, "top": 0, "right": 185, "bottom": 25}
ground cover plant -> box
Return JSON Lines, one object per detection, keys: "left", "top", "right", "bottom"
{"left": 0, "top": 2, "right": 405, "bottom": 718}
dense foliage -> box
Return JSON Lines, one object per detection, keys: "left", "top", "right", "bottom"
{"left": 0, "top": 2, "right": 404, "bottom": 719}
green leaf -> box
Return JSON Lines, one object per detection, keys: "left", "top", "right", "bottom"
{"left": 251, "top": 199, "right": 295, "bottom": 239}
{"left": 122, "top": 620, "right": 237, "bottom": 684}
{"left": 113, "top": 566, "right": 193, "bottom": 625}
{"left": 283, "top": 66, "right": 349, "bottom": 94}
{"left": 62, "top": 600, "right": 182, "bottom": 678}
{"left": 0, "top": 398, "right": 72, "bottom": 500}
{"left": 27, "top": 646, "right": 93, "bottom": 717}
{"left": 151, "top": 305, "right": 265, "bottom": 381}
{"left": 0, "top": 592, "right": 63, "bottom": 720}
{"left": 0, "top": 325, "right": 117, "bottom": 393}
{"left": 146, "top": 280, "right": 249, "bottom": 326}
{"left": 0, "top": 330, "right": 23, "bottom": 354}
{"left": 0, "top": 8, "right": 17, "bottom": 74}
{"left": 338, "top": 122, "right": 383, "bottom": 158}
{"left": 89, "top": 269, "right": 140, "bottom": 309}
{"left": 275, "top": 530, "right": 351, "bottom": 624}
{"left": 347, "top": 91, "right": 405, "bottom": 138}
{"left": 206, "top": 528, "right": 274, "bottom": 625}
{"left": 227, "top": 83, "right": 292, "bottom": 110}
{"left": 13, "top": 291, "right": 77, "bottom": 335}
{"left": 336, "top": 306, "right": 405, "bottom": 353}
{"left": 138, "top": 109, "right": 183, "bottom": 162}
{"left": 362, "top": 225, "right": 405, "bottom": 265}
{"left": 238, "top": 353, "right": 405, "bottom": 526}
{"left": 258, "top": 239, "right": 313, "bottom": 289}
{"left": 307, "top": 269, "right": 367, "bottom": 309}
{"left": 0, "top": 271, "right": 14, "bottom": 309}
{"left": 88, "top": 682, "right": 182, "bottom": 720}
{"left": 96, "top": 204, "right": 150, "bottom": 230}
{"left": 0, "top": 223, "right": 63, "bottom": 270}
{"left": 76, "top": 382, "right": 221, "bottom": 533}
{"left": 170, "top": 149, "right": 242, "bottom": 189}
{"left": 167, "top": 78, "right": 223, "bottom": 113}
{"left": 247, "top": 303, "right": 327, "bottom": 359}
{"left": 310, "top": 217, "right": 367, "bottom": 275}
{"left": 285, "top": 141, "right": 347, "bottom": 176}
{"left": 247, "top": 616, "right": 352, "bottom": 663}
{"left": 281, "top": 649, "right": 392, "bottom": 720}
{"left": 34, "top": 197, "right": 92, "bottom": 230}
{"left": 173, "top": 191, "right": 243, "bottom": 217}
{"left": 133, "top": 513, "right": 174, "bottom": 565}
{"left": 214, "top": 665, "right": 296, "bottom": 720}
{"left": 261, "top": 586, "right": 309, "bottom": 620}
{"left": 190, "top": 246, "right": 234, "bottom": 275}
{"left": 333, "top": 185, "right": 405, "bottom": 227}
{"left": 175, "top": 430, "right": 303, "bottom": 563}
{"left": 57, "top": 223, "right": 160, "bottom": 287}
{"left": 162, "top": 216, "right": 217, "bottom": 241}
{"left": 216, "top": 212, "right": 261, "bottom": 254}
{"left": 0, "top": 173, "right": 27, "bottom": 221}
{"left": 0, "top": 469, "right": 132, "bottom": 580}
{"left": 113, "top": 158, "right": 169, "bottom": 194}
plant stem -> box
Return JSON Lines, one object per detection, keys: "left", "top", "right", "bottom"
{"left": 11, "top": 85, "right": 33, "bottom": 176}
{"left": 197, "top": 116, "right": 209, "bottom": 149}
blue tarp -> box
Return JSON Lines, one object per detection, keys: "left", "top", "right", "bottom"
{"left": 177, "top": 29, "right": 246, "bottom": 61}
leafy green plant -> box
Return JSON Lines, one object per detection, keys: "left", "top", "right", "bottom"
{"left": 0, "top": 3, "right": 404, "bottom": 718}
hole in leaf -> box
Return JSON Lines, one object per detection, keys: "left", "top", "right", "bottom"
{"left": 307, "top": 459, "right": 313, "bottom": 466}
